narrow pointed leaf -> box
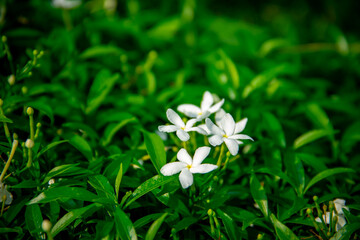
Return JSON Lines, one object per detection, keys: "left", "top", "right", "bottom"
{"left": 250, "top": 174, "right": 269, "bottom": 218}
{"left": 270, "top": 214, "right": 299, "bottom": 240}
{"left": 145, "top": 212, "right": 168, "bottom": 240}
{"left": 114, "top": 206, "right": 137, "bottom": 240}
{"left": 144, "top": 131, "right": 167, "bottom": 174}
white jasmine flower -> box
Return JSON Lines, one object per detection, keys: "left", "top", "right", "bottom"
{"left": 160, "top": 147, "right": 218, "bottom": 189}
{"left": 0, "top": 182, "right": 13, "bottom": 205}
{"left": 52, "top": 0, "right": 81, "bottom": 9}
{"left": 315, "top": 198, "right": 349, "bottom": 231}
{"left": 206, "top": 113, "right": 253, "bottom": 155}
{"left": 158, "top": 109, "right": 207, "bottom": 141}
{"left": 177, "top": 91, "right": 225, "bottom": 121}
{"left": 198, "top": 109, "right": 226, "bottom": 135}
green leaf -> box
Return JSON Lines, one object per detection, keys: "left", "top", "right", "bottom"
{"left": 25, "top": 204, "right": 43, "bottom": 234}
{"left": 88, "top": 175, "right": 116, "bottom": 202}
{"left": 147, "top": 18, "right": 181, "bottom": 41}
{"left": 85, "top": 69, "right": 120, "bottom": 114}
{"left": 250, "top": 174, "right": 269, "bottom": 218}
{"left": 134, "top": 213, "right": 164, "bottom": 229}
{"left": 51, "top": 203, "right": 100, "bottom": 237}
{"left": 143, "top": 131, "right": 167, "bottom": 174}
{"left": 304, "top": 168, "right": 356, "bottom": 194}
{"left": 101, "top": 116, "right": 137, "bottom": 146}
{"left": 293, "top": 129, "right": 332, "bottom": 149}
{"left": 284, "top": 151, "right": 305, "bottom": 196}
{"left": 258, "top": 38, "right": 290, "bottom": 57}
{"left": 125, "top": 175, "right": 177, "bottom": 208}
{"left": 270, "top": 214, "right": 299, "bottom": 240}
{"left": 28, "top": 187, "right": 109, "bottom": 204}
{"left": 216, "top": 209, "right": 239, "bottom": 240}
{"left": 173, "top": 217, "right": 198, "bottom": 232}
{"left": 145, "top": 212, "right": 168, "bottom": 240}
{"left": 79, "top": 45, "right": 124, "bottom": 59}
{"left": 114, "top": 206, "right": 137, "bottom": 240}
{"left": 67, "top": 134, "right": 93, "bottom": 161}
{"left": 115, "top": 163, "right": 123, "bottom": 199}
{"left": 0, "top": 112, "right": 13, "bottom": 123}
{"left": 42, "top": 163, "right": 92, "bottom": 184}
{"left": 263, "top": 112, "right": 286, "bottom": 148}
{"left": 0, "top": 227, "right": 22, "bottom": 233}
{"left": 219, "top": 49, "right": 240, "bottom": 89}
{"left": 305, "top": 103, "right": 332, "bottom": 130}
{"left": 36, "top": 140, "right": 69, "bottom": 159}
{"left": 330, "top": 222, "right": 360, "bottom": 240}
{"left": 27, "top": 100, "right": 54, "bottom": 124}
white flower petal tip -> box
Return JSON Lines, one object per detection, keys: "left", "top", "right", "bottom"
{"left": 166, "top": 109, "right": 185, "bottom": 128}
{"left": 206, "top": 113, "right": 253, "bottom": 155}
{"left": 161, "top": 147, "right": 217, "bottom": 189}
{"left": 52, "top": 0, "right": 81, "bottom": 9}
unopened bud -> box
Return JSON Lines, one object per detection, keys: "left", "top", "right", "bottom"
{"left": 36, "top": 122, "right": 41, "bottom": 128}
{"left": 33, "top": 49, "right": 38, "bottom": 56}
{"left": 313, "top": 196, "right": 318, "bottom": 202}
{"left": 25, "top": 139, "right": 34, "bottom": 149}
{"left": 13, "top": 133, "right": 18, "bottom": 140}
{"left": 2, "top": 36, "right": 7, "bottom": 43}
{"left": 22, "top": 86, "right": 28, "bottom": 94}
{"left": 28, "top": 72, "right": 32, "bottom": 77}
{"left": 42, "top": 219, "right": 52, "bottom": 232}
{"left": 8, "top": 75, "right": 15, "bottom": 86}
{"left": 306, "top": 208, "right": 312, "bottom": 215}
{"left": 207, "top": 209, "right": 213, "bottom": 216}
{"left": 26, "top": 107, "right": 34, "bottom": 116}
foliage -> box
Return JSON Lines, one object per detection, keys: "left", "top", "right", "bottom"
{"left": 0, "top": 0, "right": 360, "bottom": 239}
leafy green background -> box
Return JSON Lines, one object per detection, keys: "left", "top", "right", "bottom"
{"left": 1, "top": 0, "right": 360, "bottom": 239}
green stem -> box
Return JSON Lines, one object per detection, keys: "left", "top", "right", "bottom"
{"left": 216, "top": 144, "right": 225, "bottom": 167}
{"left": 0, "top": 105, "right": 11, "bottom": 146}
{"left": 221, "top": 151, "right": 231, "bottom": 171}
{"left": 62, "top": 9, "right": 73, "bottom": 30}
{"left": 0, "top": 139, "right": 18, "bottom": 182}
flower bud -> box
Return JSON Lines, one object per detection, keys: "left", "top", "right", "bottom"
{"left": 27, "top": 107, "right": 34, "bottom": 116}
{"left": 33, "top": 49, "right": 38, "bottom": 56}
{"left": 207, "top": 209, "right": 213, "bottom": 216}
{"left": 306, "top": 208, "right": 312, "bottom": 215}
{"left": 313, "top": 196, "right": 318, "bottom": 202}
{"left": 2, "top": 36, "right": 7, "bottom": 43}
{"left": 25, "top": 139, "right": 34, "bottom": 149}
{"left": 42, "top": 219, "right": 52, "bottom": 232}
{"left": 37, "top": 122, "right": 42, "bottom": 128}
{"left": 13, "top": 133, "right": 18, "bottom": 140}
{"left": 22, "top": 86, "right": 28, "bottom": 94}
{"left": 8, "top": 75, "right": 15, "bottom": 86}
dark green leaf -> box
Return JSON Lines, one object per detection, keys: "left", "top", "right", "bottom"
{"left": 293, "top": 129, "right": 332, "bottom": 149}
{"left": 270, "top": 214, "right": 299, "bottom": 240}
{"left": 25, "top": 204, "right": 43, "bottom": 234}
{"left": 145, "top": 212, "right": 168, "bottom": 240}
{"left": 36, "top": 140, "right": 69, "bottom": 159}
{"left": 250, "top": 174, "right": 269, "bottom": 218}
{"left": 114, "top": 206, "right": 137, "bottom": 240}
{"left": 67, "top": 135, "right": 93, "bottom": 161}
{"left": 263, "top": 112, "right": 286, "bottom": 148}
{"left": 284, "top": 151, "right": 305, "bottom": 196}
{"left": 216, "top": 209, "right": 239, "bottom": 240}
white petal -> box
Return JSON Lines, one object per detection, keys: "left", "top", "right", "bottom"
{"left": 215, "top": 108, "right": 226, "bottom": 125}
{"left": 177, "top": 104, "right": 201, "bottom": 118}
{"left": 229, "top": 134, "right": 253, "bottom": 141}
{"left": 160, "top": 162, "right": 187, "bottom": 176}
{"left": 185, "top": 119, "right": 198, "bottom": 129}
{"left": 179, "top": 169, "right": 193, "bottom": 189}
{"left": 177, "top": 148, "right": 193, "bottom": 165}
{"left": 205, "top": 118, "right": 224, "bottom": 136}
{"left": 208, "top": 98, "right": 225, "bottom": 113}
{"left": 208, "top": 135, "right": 224, "bottom": 146}
{"left": 196, "top": 111, "right": 211, "bottom": 121}
{"left": 189, "top": 127, "right": 208, "bottom": 135}
{"left": 192, "top": 146, "right": 211, "bottom": 166}
{"left": 221, "top": 114, "right": 235, "bottom": 136}
{"left": 197, "top": 124, "right": 210, "bottom": 135}
{"left": 166, "top": 109, "right": 185, "bottom": 128}
{"left": 234, "top": 118, "right": 248, "bottom": 134}
{"left": 158, "top": 125, "right": 179, "bottom": 133}
{"left": 337, "top": 215, "right": 347, "bottom": 231}
{"left": 224, "top": 138, "right": 239, "bottom": 156}
{"left": 334, "top": 199, "right": 347, "bottom": 215}
{"left": 176, "top": 129, "right": 190, "bottom": 141}
{"left": 201, "top": 91, "right": 214, "bottom": 112}
{"left": 315, "top": 212, "right": 330, "bottom": 224}
{"left": 190, "top": 164, "right": 218, "bottom": 174}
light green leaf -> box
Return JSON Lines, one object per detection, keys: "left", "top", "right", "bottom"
{"left": 115, "top": 163, "right": 123, "bottom": 199}
{"left": 68, "top": 135, "right": 93, "bottom": 161}
{"left": 219, "top": 49, "right": 240, "bottom": 89}
{"left": 36, "top": 140, "right": 69, "bottom": 159}
{"left": 0, "top": 112, "right": 13, "bottom": 123}
{"left": 85, "top": 69, "right": 120, "bottom": 114}
{"left": 51, "top": 204, "right": 100, "bottom": 237}
{"left": 101, "top": 116, "right": 137, "bottom": 146}
{"left": 28, "top": 187, "right": 108, "bottom": 204}
{"left": 258, "top": 38, "right": 290, "bottom": 57}
{"left": 250, "top": 174, "right": 269, "bottom": 218}
{"left": 304, "top": 168, "right": 356, "bottom": 194}
{"left": 88, "top": 175, "right": 116, "bottom": 202}
{"left": 270, "top": 214, "right": 299, "bottom": 240}
{"left": 284, "top": 151, "right": 305, "bottom": 196}
{"left": 147, "top": 18, "right": 181, "bottom": 41}
{"left": 80, "top": 45, "right": 124, "bottom": 59}
{"left": 145, "top": 212, "right": 168, "bottom": 240}
{"left": 42, "top": 163, "right": 92, "bottom": 184}
{"left": 125, "top": 175, "right": 177, "bottom": 208}
{"left": 330, "top": 222, "right": 360, "bottom": 240}
{"left": 114, "top": 206, "right": 138, "bottom": 240}
{"left": 143, "top": 131, "right": 166, "bottom": 174}
{"left": 293, "top": 129, "right": 331, "bottom": 149}
{"left": 25, "top": 204, "right": 43, "bottom": 234}
{"left": 134, "top": 213, "right": 164, "bottom": 229}
{"left": 216, "top": 209, "right": 239, "bottom": 240}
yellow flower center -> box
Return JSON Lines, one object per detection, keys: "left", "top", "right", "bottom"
{"left": 198, "top": 112, "right": 203, "bottom": 116}
{"left": 223, "top": 134, "right": 228, "bottom": 138}
{"left": 187, "top": 165, "right": 192, "bottom": 170}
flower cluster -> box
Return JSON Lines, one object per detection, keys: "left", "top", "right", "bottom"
{"left": 315, "top": 198, "right": 349, "bottom": 231}
{"left": 158, "top": 91, "right": 253, "bottom": 188}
